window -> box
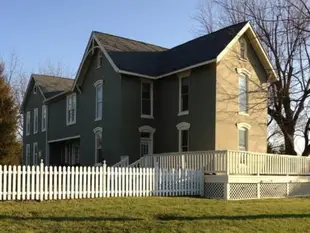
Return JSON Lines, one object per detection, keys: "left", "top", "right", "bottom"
{"left": 238, "top": 127, "right": 248, "bottom": 151}
{"left": 26, "top": 111, "right": 30, "bottom": 135}
{"left": 25, "top": 144, "right": 30, "bottom": 165}
{"left": 179, "top": 76, "right": 189, "bottom": 115}
{"left": 94, "top": 127, "right": 103, "bottom": 163}
{"left": 97, "top": 51, "right": 103, "bottom": 68}
{"left": 240, "top": 38, "right": 247, "bottom": 60}
{"left": 176, "top": 122, "right": 190, "bottom": 152}
{"left": 33, "top": 108, "right": 38, "bottom": 134}
{"left": 33, "top": 85, "right": 37, "bottom": 94}
{"left": 138, "top": 126, "right": 156, "bottom": 157}
{"left": 42, "top": 105, "right": 47, "bottom": 132}
{"left": 94, "top": 80, "right": 103, "bottom": 120}
{"left": 239, "top": 75, "right": 248, "bottom": 113}
{"left": 33, "top": 142, "right": 38, "bottom": 165}
{"left": 66, "top": 93, "right": 77, "bottom": 125}
{"left": 141, "top": 81, "right": 153, "bottom": 118}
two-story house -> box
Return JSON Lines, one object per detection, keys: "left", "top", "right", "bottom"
{"left": 20, "top": 21, "right": 276, "bottom": 166}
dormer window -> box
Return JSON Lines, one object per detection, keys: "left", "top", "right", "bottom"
{"left": 239, "top": 38, "right": 247, "bottom": 60}
{"left": 97, "top": 51, "right": 103, "bottom": 68}
{"left": 33, "top": 85, "right": 37, "bottom": 94}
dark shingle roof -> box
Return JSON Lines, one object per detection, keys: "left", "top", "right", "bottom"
{"left": 32, "top": 74, "right": 73, "bottom": 98}
{"left": 94, "top": 32, "right": 167, "bottom": 52}
{"left": 95, "top": 21, "right": 248, "bottom": 76}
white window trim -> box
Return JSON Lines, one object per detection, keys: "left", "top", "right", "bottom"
{"left": 41, "top": 105, "right": 47, "bottom": 132}
{"left": 66, "top": 93, "right": 77, "bottom": 125}
{"left": 26, "top": 144, "right": 30, "bottom": 165}
{"left": 33, "top": 85, "right": 37, "bottom": 94}
{"left": 97, "top": 51, "right": 103, "bottom": 68}
{"left": 94, "top": 80, "right": 103, "bottom": 121}
{"left": 178, "top": 74, "right": 190, "bottom": 116}
{"left": 33, "top": 108, "right": 38, "bottom": 134}
{"left": 236, "top": 122, "right": 251, "bottom": 130}
{"left": 26, "top": 111, "right": 30, "bottom": 136}
{"left": 239, "top": 37, "right": 248, "bottom": 60}
{"left": 33, "top": 142, "right": 38, "bottom": 165}
{"left": 176, "top": 122, "right": 190, "bottom": 152}
{"left": 93, "top": 127, "right": 103, "bottom": 163}
{"left": 141, "top": 80, "right": 154, "bottom": 119}
{"left": 138, "top": 125, "right": 156, "bottom": 156}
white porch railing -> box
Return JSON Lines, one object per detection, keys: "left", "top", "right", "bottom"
{"left": 129, "top": 150, "right": 310, "bottom": 175}
{"left": 112, "top": 156, "right": 129, "bottom": 167}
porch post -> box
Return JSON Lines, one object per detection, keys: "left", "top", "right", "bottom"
{"left": 226, "top": 150, "right": 230, "bottom": 175}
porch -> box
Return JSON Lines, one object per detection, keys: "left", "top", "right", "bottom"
{"left": 48, "top": 137, "right": 80, "bottom": 166}
{"left": 127, "top": 150, "right": 310, "bottom": 200}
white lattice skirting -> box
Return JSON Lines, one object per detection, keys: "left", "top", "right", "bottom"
{"left": 204, "top": 175, "right": 310, "bottom": 200}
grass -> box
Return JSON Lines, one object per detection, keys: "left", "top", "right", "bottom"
{"left": 1, "top": 197, "right": 310, "bottom": 233}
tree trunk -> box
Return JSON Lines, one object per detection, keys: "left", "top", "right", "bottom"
{"left": 284, "top": 133, "right": 297, "bottom": 155}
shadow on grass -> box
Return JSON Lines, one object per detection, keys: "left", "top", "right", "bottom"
{"left": 0, "top": 215, "right": 141, "bottom": 222}
{"left": 156, "top": 214, "right": 310, "bottom": 221}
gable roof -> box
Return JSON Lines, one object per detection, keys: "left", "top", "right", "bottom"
{"left": 87, "top": 21, "right": 276, "bottom": 81}
{"left": 32, "top": 74, "right": 74, "bottom": 98}
{"left": 92, "top": 22, "right": 248, "bottom": 77}
{"left": 20, "top": 74, "right": 73, "bottom": 113}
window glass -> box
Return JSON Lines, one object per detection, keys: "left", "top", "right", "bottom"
{"left": 141, "top": 82, "right": 152, "bottom": 115}
{"left": 181, "top": 130, "right": 189, "bottom": 152}
{"left": 181, "top": 77, "right": 189, "bottom": 112}
{"left": 239, "top": 128, "right": 248, "bottom": 151}
{"left": 239, "top": 75, "right": 248, "bottom": 113}
{"left": 96, "top": 85, "right": 103, "bottom": 119}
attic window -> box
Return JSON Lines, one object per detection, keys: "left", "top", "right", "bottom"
{"left": 33, "top": 85, "right": 37, "bottom": 94}
{"left": 97, "top": 51, "right": 103, "bottom": 68}
{"left": 239, "top": 38, "right": 247, "bottom": 60}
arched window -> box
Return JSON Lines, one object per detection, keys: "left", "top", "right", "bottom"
{"left": 239, "top": 74, "right": 248, "bottom": 113}
{"left": 138, "top": 126, "right": 156, "bottom": 157}
{"left": 176, "top": 122, "right": 190, "bottom": 152}
{"left": 93, "top": 127, "right": 103, "bottom": 163}
{"left": 236, "top": 123, "right": 251, "bottom": 151}
{"left": 94, "top": 80, "right": 103, "bottom": 120}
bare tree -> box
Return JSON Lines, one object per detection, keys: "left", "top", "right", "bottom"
{"left": 1, "top": 54, "right": 75, "bottom": 139}
{"left": 194, "top": 0, "right": 310, "bottom": 155}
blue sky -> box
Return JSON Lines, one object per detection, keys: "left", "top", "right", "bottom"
{"left": 1, "top": 0, "right": 200, "bottom": 76}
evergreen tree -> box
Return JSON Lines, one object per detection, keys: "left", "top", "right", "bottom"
{"left": 0, "top": 63, "right": 21, "bottom": 165}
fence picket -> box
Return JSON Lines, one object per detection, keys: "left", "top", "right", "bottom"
{"left": 0, "top": 162, "right": 202, "bottom": 201}
{"left": 8, "top": 166, "right": 12, "bottom": 200}
{"left": 58, "top": 166, "right": 62, "bottom": 200}
{"left": 83, "top": 167, "right": 87, "bottom": 198}
{"left": 17, "top": 166, "right": 21, "bottom": 200}
{"left": 13, "top": 166, "right": 17, "bottom": 200}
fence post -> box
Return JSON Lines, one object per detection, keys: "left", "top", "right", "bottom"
{"left": 224, "top": 183, "right": 230, "bottom": 200}
{"left": 40, "top": 159, "right": 44, "bottom": 201}
{"left": 200, "top": 168, "right": 204, "bottom": 197}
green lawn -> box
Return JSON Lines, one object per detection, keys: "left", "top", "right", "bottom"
{"left": 1, "top": 197, "right": 310, "bottom": 233}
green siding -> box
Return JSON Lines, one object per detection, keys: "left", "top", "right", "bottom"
{"left": 155, "top": 64, "right": 217, "bottom": 153}
{"left": 22, "top": 79, "right": 47, "bottom": 164}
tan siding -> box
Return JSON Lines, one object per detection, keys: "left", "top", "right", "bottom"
{"left": 215, "top": 35, "right": 268, "bottom": 152}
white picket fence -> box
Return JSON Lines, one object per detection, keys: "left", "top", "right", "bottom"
{"left": 0, "top": 161, "right": 203, "bottom": 201}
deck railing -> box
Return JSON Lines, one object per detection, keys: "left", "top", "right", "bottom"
{"left": 129, "top": 150, "right": 310, "bottom": 175}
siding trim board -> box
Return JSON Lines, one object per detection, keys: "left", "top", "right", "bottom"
{"left": 48, "top": 135, "right": 80, "bottom": 144}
